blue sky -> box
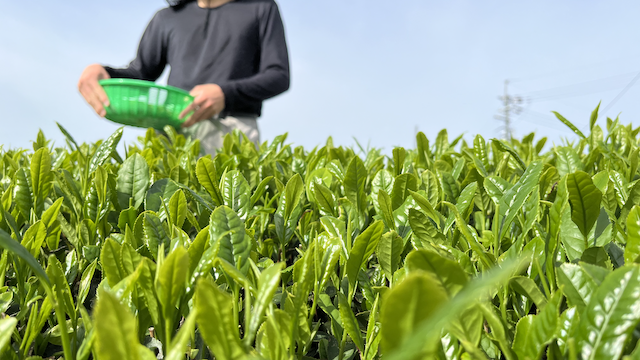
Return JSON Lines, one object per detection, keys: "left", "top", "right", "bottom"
{"left": 2, "top": 1, "right": 640, "bottom": 153}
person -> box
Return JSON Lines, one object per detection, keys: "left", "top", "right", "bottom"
{"left": 77, "top": 0, "right": 290, "bottom": 155}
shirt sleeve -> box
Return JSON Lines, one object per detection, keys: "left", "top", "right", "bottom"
{"left": 103, "top": 12, "right": 168, "bottom": 81}
{"left": 217, "top": 1, "right": 290, "bottom": 110}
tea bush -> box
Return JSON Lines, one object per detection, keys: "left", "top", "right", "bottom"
{"left": 1, "top": 105, "right": 640, "bottom": 359}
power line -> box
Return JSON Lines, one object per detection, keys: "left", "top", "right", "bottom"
{"left": 498, "top": 66, "right": 640, "bottom": 139}
{"left": 517, "top": 71, "right": 637, "bottom": 101}
{"left": 528, "top": 84, "right": 629, "bottom": 102}
{"left": 602, "top": 71, "right": 640, "bottom": 115}
{"left": 509, "top": 54, "right": 640, "bottom": 83}
{"left": 518, "top": 109, "right": 575, "bottom": 134}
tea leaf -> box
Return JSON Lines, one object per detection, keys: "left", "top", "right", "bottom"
{"left": 347, "top": 221, "right": 384, "bottom": 289}
{"left": 339, "top": 292, "right": 364, "bottom": 352}
{"left": 510, "top": 276, "right": 547, "bottom": 309}
{"left": 391, "top": 173, "right": 418, "bottom": 210}
{"left": 164, "top": 311, "right": 197, "bottom": 360}
{"left": 498, "top": 161, "right": 543, "bottom": 241}
{"left": 567, "top": 171, "right": 602, "bottom": 239}
{"left": 627, "top": 205, "right": 640, "bottom": 263}
{"left": 210, "top": 206, "right": 251, "bottom": 275}
{"left": 195, "top": 278, "right": 245, "bottom": 360}
{"left": 380, "top": 272, "right": 448, "bottom": 357}
{"left": 512, "top": 291, "right": 561, "bottom": 360}
{"left": 344, "top": 157, "right": 367, "bottom": 215}
{"left": 377, "top": 231, "right": 403, "bottom": 282}
{"left": 0, "top": 228, "right": 50, "bottom": 287}
{"left": 576, "top": 265, "right": 640, "bottom": 360}
{"left": 553, "top": 111, "right": 586, "bottom": 139}
{"left": 116, "top": 153, "right": 149, "bottom": 209}
{"left": 405, "top": 249, "right": 467, "bottom": 296}
{"left": 0, "top": 316, "right": 17, "bottom": 354}
{"left": 247, "top": 262, "right": 284, "bottom": 345}
{"left": 196, "top": 157, "right": 223, "bottom": 205}
{"left": 220, "top": 170, "right": 251, "bottom": 218}
{"left": 94, "top": 288, "right": 140, "bottom": 360}
{"left": 167, "top": 189, "right": 187, "bottom": 229}
{"left": 89, "top": 127, "right": 123, "bottom": 174}
{"left": 156, "top": 246, "right": 188, "bottom": 322}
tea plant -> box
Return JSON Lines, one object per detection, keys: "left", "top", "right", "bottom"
{"left": 1, "top": 104, "right": 640, "bottom": 359}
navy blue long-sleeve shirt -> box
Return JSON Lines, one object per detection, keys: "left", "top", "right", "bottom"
{"left": 104, "top": 0, "right": 290, "bottom": 117}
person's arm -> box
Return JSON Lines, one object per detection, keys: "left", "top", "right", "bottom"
{"left": 78, "top": 12, "right": 168, "bottom": 117}
{"left": 103, "top": 11, "right": 168, "bottom": 81}
{"left": 217, "top": 1, "right": 290, "bottom": 109}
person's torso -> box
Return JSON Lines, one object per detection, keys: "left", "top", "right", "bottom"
{"left": 159, "top": 1, "right": 269, "bottom": 90}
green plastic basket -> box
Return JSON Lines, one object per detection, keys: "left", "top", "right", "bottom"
{"left": 99, "top": 79, "right": 194, "bottom": 130}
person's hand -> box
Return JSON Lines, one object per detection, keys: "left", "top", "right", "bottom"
{"left": 78, "top": 64, "right": 111, "bottom": 117}
{"left": 179, "top": 84, "right": 225, "bottom": 128}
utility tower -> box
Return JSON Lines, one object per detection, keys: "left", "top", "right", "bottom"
{"left": 495, "top": 80, "right": 523, "bottom": 141}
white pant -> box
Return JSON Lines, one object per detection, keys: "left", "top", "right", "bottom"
{"left": 180, "top": 115, "right": 260, "bottom": 156}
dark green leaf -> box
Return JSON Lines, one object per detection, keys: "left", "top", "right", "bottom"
{"left": 0, "top": 228, "right": 50, "bottom": 287}
{"left": 555, "top": 147, "right": 584, "bottom": 178}
{"left": 589, "top": 102, "right": 601, "bottom": 131}
{"left": 116, "top": 153, "right": 150, "bottom": 209}
{"left": 210, "top": 206, "right": 251, "bottom": 275}
{"left": 405, "top": 249, "right": 467, "bottom": 296}
{"left": 195, "top": 278, "right": 246, "bottom": 360}
{"left": 220, "top": 170, "right": 251, "bottom": 218}
{"left": 498, "top": 161, "right": 543, "bottom": 241}
{"left": 581, "top": 246, "right": 609, "bottom": 267}
{"left": 344, "top": 157, "right": 367, "bottom": 214}
{"left": 377, "top": 231, "right": 403, "bottom": 282}
{"left": 14, "top": 168, "right": 33, "bottom": 219}
{"left": 392, "top": 147, "right": 406, "bottom": 176}
{"left": 510, "top": 276, "right": 547, "bottom": 309}
{"left": 553, "top": 111, "right": 586, "bottom": 138}
{"left": 339, "top": 292, "right": 364, "bottom": 352}
{"left": 165, "top": 311, "right": 197, "bottom": 360}
{"left": 347, "top": 221, "right": 384, "bottom": 290}
{"left": 167, "top": 190, "right": 187, "bottom": 229}
{"left": 408, "top": 209, "right": 445, "bottom": 247}
{"left": 576, "top": 265, "right": 640, "bottom": 360}
{"left": 626, "top": 205, "right": 640, "bottom": 263}
{"left": 557, "top": 263, "right": 599, "bottom": 312}
{"left": 196, "top": 157, "right": 223, "bottom": 205}
{"left": 567, "top": 171, "right": 602, "bottom": 239}
{"left": 512, "top": 291, "right": 562, "bottom": 360}
{"left": 377, "top": 190, "right": 395, "bottom": 231}
{"left": 380, "top": 272, "right": 448, "bottom": 357}
{"left": 391, "top": 174, "right": 418, "bottom": 210}
{"left": 247, "top": 262, "right": 283, "bottom": 345}
{"left": 156, "top": 246, "right": 188, "bottom": 321}
{"left": 492, "top": 139, "right": 526, "bottom": 170}
{"left": 145, "top": 178, "right": 180, "bottom": 215}
{"left": 89, "top": 127, "right": 123, "bottom": 174}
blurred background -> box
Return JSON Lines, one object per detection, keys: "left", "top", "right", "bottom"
{"left": 1, "top": 0, "right": 639, "bottom": 152}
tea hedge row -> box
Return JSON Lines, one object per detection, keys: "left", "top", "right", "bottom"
{"left": 1, "top": 105, "right": 640, "bottom": 359}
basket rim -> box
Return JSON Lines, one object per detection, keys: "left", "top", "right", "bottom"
{"left": 98, "top": 79, "right": 194, "bottom": 99}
